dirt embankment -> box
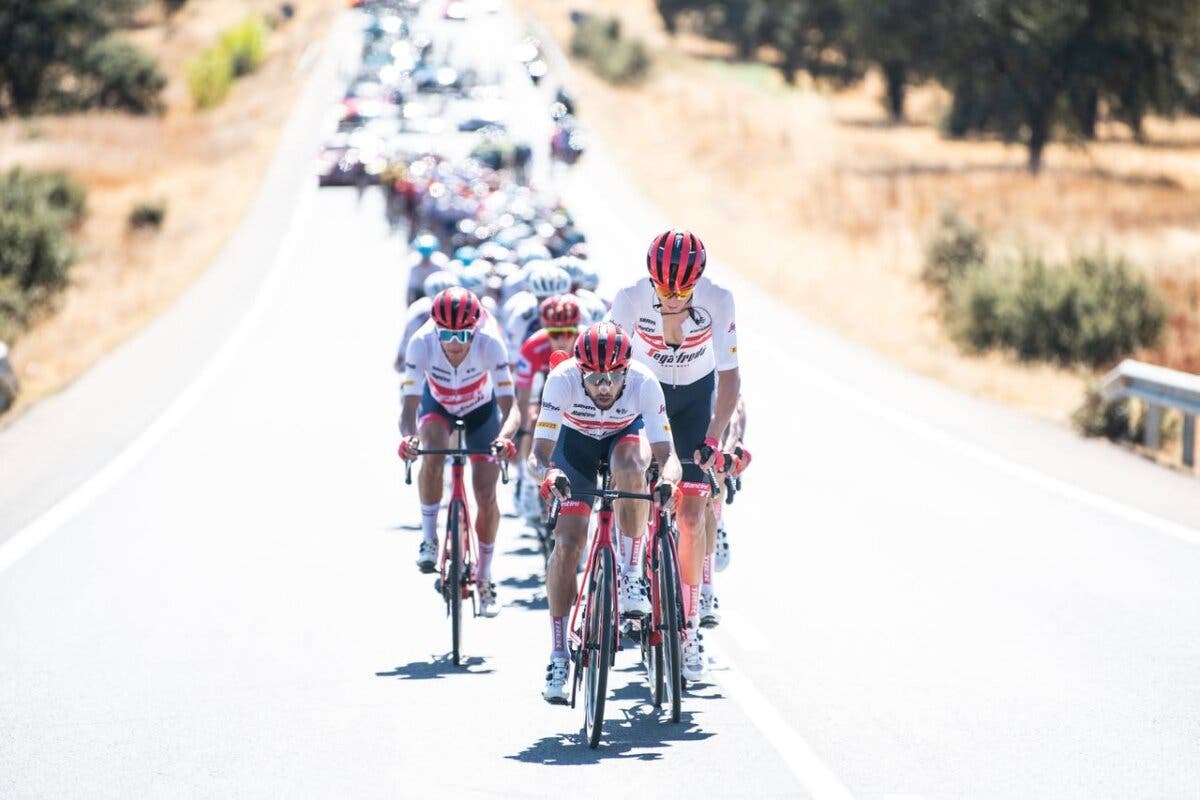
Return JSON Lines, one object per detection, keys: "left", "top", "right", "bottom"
{"left": 0, "top": 0, "right": 344, "bottom": 418}
{"left": 514, "top": 0, "right": 1200, "bottom": 423}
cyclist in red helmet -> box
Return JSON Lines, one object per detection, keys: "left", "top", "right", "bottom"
{"left": 529, "top": 321, "right": 681, "bottom": 704}
{"left": 512, "top": 295, "right": 583, "bottom": 519}
{"left": 608, "top": 229, "right": 740, "bottom": 682}
{"left": 398, "top": 287, "right": 521, "bottom": 617}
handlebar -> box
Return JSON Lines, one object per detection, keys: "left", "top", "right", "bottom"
{"left": 403, "top": 446, "right": 510, "bottom": 485}
{"left": 545, "top": 476, "right": 673, "bottom": 530}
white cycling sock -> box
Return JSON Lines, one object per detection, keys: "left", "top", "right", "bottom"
{"left": 681, "top": 583, "right": 700, "bottom": 627}
{"left": 550, "top": 615, "right": 568, "bottom": 658}
{"left": 619, "top": 531, "right": 641, "bottom": 573}
{"left": 701, "top": 553, "right": 714, "bottom": 595}
{"left": 420, "top": 503, "right": 439, "bottom": 543}
{"left": 477, "top": 541, "right": 495, "bottom": 583}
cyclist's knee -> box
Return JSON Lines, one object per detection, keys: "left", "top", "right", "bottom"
{"left": 676, "top": 500, "right": 706, "bottom": 533}
{"left": 610, "top": 440, "right": 647, "bottom": 481}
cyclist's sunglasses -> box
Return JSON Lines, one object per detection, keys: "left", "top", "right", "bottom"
{"left": 437, "top": 327, "right": 474, "bottom": 343}
{"left": 545, "top": 326, "right": 578, "bottom": 337}
{"left": 653, "top": 283, "right": 694, "bottom": 301}
{"left": 582, "top": 369, "right": 627, "bottom": 388}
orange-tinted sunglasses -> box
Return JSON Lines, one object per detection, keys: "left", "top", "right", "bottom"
{"left": 653, "top": 283, "right": 694, "bottom": 301}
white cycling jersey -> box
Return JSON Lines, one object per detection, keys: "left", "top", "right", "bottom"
{"left": 500, "top": 289, "right": 541, "bottom": 358}
{"left": 403, "top": 318, "right": 514, "bottom": 415}
{"left": 608, "top": 276, "right": 738, "bottom": 388}
{"left": 535, "top": 358, "right": 672, "bottom": 444}
{"left": 394, "top": 301, "right": 502, "bottom": 372}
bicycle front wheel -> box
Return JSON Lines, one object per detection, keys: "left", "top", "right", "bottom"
{"left": 657, "top": 530, "right": 683, "bottom": 723}
{"left": 447, "top": 499, "right": 464, "bottom": 667}
{"left": 583, "top": 545, "right": 615, "bottom": 748}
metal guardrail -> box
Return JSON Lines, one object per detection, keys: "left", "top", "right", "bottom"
{"left": 0, "top": 341, "right": 18, "bottom": 414}
{"left": 1100, "top": 358, "right": 1200, "bottom": 469}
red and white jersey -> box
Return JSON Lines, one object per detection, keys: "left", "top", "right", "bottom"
{"left": 535, "top": 359, "right": 673, "bottom": 444}
{"left": 516, "top": 329, "right": 562, "bottom": 391}
{"left": 608, "top": 276, "right": 738, "bottom": 388}
{"left": 403, "top": 319, "right": 514, "bottom": 415}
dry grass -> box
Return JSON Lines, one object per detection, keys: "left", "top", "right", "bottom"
{"left": 516, "top": 0, "right": 1200, "bottom": 421}
{"left": 0, "top": 0, "right": 344, "bottom": 418}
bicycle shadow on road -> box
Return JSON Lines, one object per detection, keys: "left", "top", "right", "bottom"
{"left": 500, "top": 572, "right": 543, "bottom": 590}
{"left": 506, "top": 681, "right": 715, "bottom": 765}
{"left": 375, "top": 654, "right": 494, "bottom": 680}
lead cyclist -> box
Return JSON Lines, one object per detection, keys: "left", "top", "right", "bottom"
{"left": 608, "top": 229, "right": 740, "bottom": 682}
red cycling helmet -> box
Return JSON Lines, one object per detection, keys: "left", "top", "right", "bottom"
{"left": 431, "top": 286, "right": 481, "bottom": 330}
{"left": 647, "top": 229, "right": 706, "bottom": 292}
{"left": 574, "top": 322, "right": 631, "bottom": 372}
{"left": 539, "top": 295, "right": 582, "bottom": 328}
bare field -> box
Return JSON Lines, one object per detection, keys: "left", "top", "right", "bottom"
{"left": 0, "top": 0, "right": 343, "bottom": 418}
{"left": 515, "top": 0, "right": 1200, "bottom": 422}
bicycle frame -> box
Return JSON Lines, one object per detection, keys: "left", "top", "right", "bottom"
{"left": 566, "top": 469, "right": 621, "bottom": 660}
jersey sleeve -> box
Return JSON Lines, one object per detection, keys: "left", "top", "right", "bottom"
{"left": 713, "top": 288, "right": 739, "bottom": 371}
{"left": 607, "top": 286, "right": 635, "bottom": 334}
{"left": 402, "top": 334, "right": 428, "bottom": 397}
{"left": 534, "top": 369, "right": 568, "bottom": 440}
{"left": 638, "top": 374, "right": 673, "bottom": 445}
{"left": 489, "top": 336, "right": 515, "bottom": 398}
{"left": 515, "top": 337, "right": 539, "bottom": 390}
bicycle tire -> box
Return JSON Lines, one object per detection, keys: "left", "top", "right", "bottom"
{"left": 447, "top": 499, "right": 464, "bottom": 667}
{"left": 658, "top": 530, "right": 683, "bottom": 723}
{"left": 583, "top": 546, "right": 614, "bottom": 748}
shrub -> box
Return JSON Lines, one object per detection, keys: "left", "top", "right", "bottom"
{"left": 945, "top": 251, "right": 1167, "bottom": 367}
{"left": 0, "top": 169, "right": 87, "bottom": 225}
{"left": 162, "top": 0, "right": 188, "bottom": 15}
{"left": 0, "top": 209, "right": 76, "bottom": 293}
{"left": 219, "top": 17, "right": 268, "bottom": 77}
{"left": 187, "top": 47, "right": 234, "bottom": 109}
{"left": 1071, "top": 382, "right": 1132, "bottom": 439}
{"left": 76, "top": 37, "right": 167, "bottom": 115}
{"left": 922, "top": 208, "right": 986, "bottom": 294}
{"left": 0, "top": 276, "right": 31, "bottom": 344}
{"left": 128, "top": 199, "right": 166, "bottom": 231}
{"left": 570, "top": 14, "right": 650, "bottom": 85}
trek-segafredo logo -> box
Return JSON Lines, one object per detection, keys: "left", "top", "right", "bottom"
{"left": 651, "top": 347, "right": 708, "bottom": 367}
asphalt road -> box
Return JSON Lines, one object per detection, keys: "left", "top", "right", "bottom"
{"left": 2, "top": 4, "right": 1200, "bottom": 799}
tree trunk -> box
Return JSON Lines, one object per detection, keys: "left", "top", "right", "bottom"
{"left": 882, "top": 60, "right": 907, "bottom": 123}
{"left": 1027, "top": 105, "right": 1050, "bottom": 174}
{"left": 1073, "top": 86, "right": 1098, "bottom": 139}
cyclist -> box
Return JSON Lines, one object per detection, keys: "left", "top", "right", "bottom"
{"left": 398, "top": 287, "right": 520, "bottom": 618}
{"left": 530, "top": 322, "right": 681, "bottom": 704}
{"left": 512, "top": 295, "right": 582, "bottom": 518}
{"left": 555, "top": 255, "right": 608, "bottom": 324}
{"left": 395, "top": 271, "right": 460, "bottom": 372}
{"left": 608, "top": 229, "right": 740, "bottom": 682}
{"left": 405, "top": 232, "right": 450, "bottom": 305}
{"left": 500, "top": 262, "right": 571, "bottom": 366}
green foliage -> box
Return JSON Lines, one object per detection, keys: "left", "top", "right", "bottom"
{"left": 187, "top": 16, "right": 269, "bottom": 109}
{"left": 0, "top": 0, "right": 165, "bottom": 116}
{"left": 75, "top": 36, "right": 166, "bottom": 115}
{"left": 922, "top": 209, "right": 986, "bottom": 294}
{"left": 0, "top": 276, "right": 31, "bottom": 344}
{"left": 128, "top": 199, "right": 166, "bottom": 231}
{"left": 0, "top": 169, "right": 86, "bottom": 226}
{"left": 0, "top": 169, "right": 85, "bottom": 341}
{"left": 187, "top": 47, "right": 234, "bottom": 109}
{"left": 570, "top": 15, "right": 651, "bottom": 85}
{"left": 1071, "top": 382, "right": 1132, "bottom": 440}
{"left": 944, "top": 251, "right": 1167, "bottom": 368}
{"left": 218, "top": 16, "right": 267, "bottom": 78}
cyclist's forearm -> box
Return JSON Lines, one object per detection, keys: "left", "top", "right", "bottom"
{"left": 706, "top": 368, "right": 741, "bottom": 441}
{"left": 497, "top": 395, "right": 519, "bottom": 439}
{"left": 722, "top": 395, "right": 747, "bottom": 449}
{"left": 514, "top": 387, "right": 532, "bottom": 426}
{"left": 652, "top": 443, "right": 682, "bottom": 484}
{"left": 531, "top": 438, "right": 556, "bottom": 479}
{"left": 399, "top": 395, "right": 421, "bottom": 438}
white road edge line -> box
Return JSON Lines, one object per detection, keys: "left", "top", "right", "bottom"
{"left": 0, "top": 183, "right": 318, "bottom": 577}
{"left": 791, "top": 359, "right": 1200, "bottom": 546}
{"left": 709, "top": 641, "right": 856, "bottom": 800}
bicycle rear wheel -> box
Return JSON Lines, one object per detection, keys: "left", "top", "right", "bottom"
{"left": 447, "top": 499, "right": 464, "bottom": 667}
{"left": 583, "top": 546, "right": 615, "bottom": 748}
{"left": 657, "top": 530, "right": 683, "bottom": 722}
